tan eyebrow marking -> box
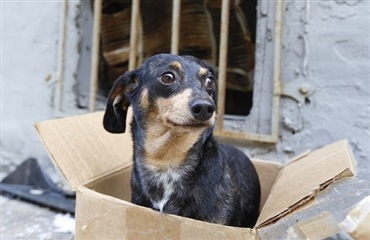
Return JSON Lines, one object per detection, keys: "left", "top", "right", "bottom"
{"left": 170, "top": 61, "right": 184, "bottom": 74}
{"left": 198, "top": 67, "right": 208, "bottom": 78}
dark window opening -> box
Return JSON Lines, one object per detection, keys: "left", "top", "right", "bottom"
{"left": 95, "top": 0, "right": 258, "bottom": 117}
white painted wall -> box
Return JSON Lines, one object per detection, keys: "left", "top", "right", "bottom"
{"left": 301, "top": 0, "right": 370, "bottom": 179}
{"left": 241, "top": 0, "right": 370, "bottom": 181}
{"left": 1, "top": 0, "right": 369, "bottom": 182}
{"left": 0, "top": 1, "right": 81, "bottom": 179}
{"left": 1, "top": 1, "right": 58, "bottom": 175}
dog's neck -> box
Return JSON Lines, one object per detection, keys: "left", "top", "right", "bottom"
{"left": 145, "top": 125, "right": 203, "bottom": 171}
{"left": 131, "top": 118, "right": 211, "bottom": 171}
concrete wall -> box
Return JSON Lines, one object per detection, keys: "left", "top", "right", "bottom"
{"left": 1, "top": 0, "right": 369, "bottom": 181}
{"left": 1, "top": 1, "right": 58, "bottom": 176}
{"left": 0, "top": 1, "right": 81, "bottom": 180}
{"left": 241, "top": 0, "right": 370, "bottom": 181}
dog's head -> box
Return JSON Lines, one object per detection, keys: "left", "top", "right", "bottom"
{"left": 103, "top": 54, "right": 217, "bottom": 135}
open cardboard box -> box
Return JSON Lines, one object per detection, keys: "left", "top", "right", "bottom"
{"left": 35, "top": 110, "right": 356, "bottom": 239}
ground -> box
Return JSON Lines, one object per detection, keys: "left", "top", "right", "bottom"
{"left": 1, "top": 196, "right": 74, "bottom": 240}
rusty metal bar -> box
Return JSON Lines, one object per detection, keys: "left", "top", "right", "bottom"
{"left": 129, "top": 0, "right": 140, "bottom": 70}
{"left": 55, "top": 0, "right": 68, "bottom": 114}
{"left": 171, "top": 0, "right": 181, "bottom": 55}
{"left": 89, "top": 0, "right": 102, "bottom": 112}
{"left": 215, "top": 0, "right": 230, "bottom": 133}
{"left": 214, "top": 0, "right": 284, "bottom": 143}
{"left": 215, "top": 131, "right": 277, "bottom": 143}
{"left": 270, "top": 0, "right": 284, "bottom": 142}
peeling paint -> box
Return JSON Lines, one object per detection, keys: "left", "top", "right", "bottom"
{"left": 241, "top": 0, "right": 370, "bottom": 181}
{"left": 334, "top": 0, "right": 363, "bottom": 6}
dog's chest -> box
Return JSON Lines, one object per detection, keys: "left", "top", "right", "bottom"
{"left": 144, "top": 167, "right": 183, "bottom": 213}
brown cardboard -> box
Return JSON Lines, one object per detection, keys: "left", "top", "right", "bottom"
{"left": 34, "top": 111, "right": 133, "bottom": 189}
{"left": 251, "top": 160, "right": 281, "bottom": 210}
{"left": 339, "top": 196, "right": 370, "bottom": 239}
{"left": 256, "top": 140, "right": 356, "bottom": 228}
{"left": 298, "top": 211, "right": 342, "bottom": 240}
{"left": 75, "top": 161, "right": 274, "bottom": 239}
{"left": 75, "top": 186, "right": 257, "bottom": 240}
{"left": 35, "top": 112, "right": 357, "bottom": 239}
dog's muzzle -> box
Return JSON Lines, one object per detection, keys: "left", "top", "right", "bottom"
{"left": 189, "top": 98, "right": 215, "bottom": 121}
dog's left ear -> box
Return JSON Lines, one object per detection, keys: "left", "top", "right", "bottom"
{"left": 103, "top": 70, "right": 139, "bottom": 133}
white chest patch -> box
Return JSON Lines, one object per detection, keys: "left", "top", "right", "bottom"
{"left": 151, "top": 168, "right": 182, "bottom": 212}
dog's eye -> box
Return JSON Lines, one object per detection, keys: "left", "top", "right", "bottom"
{"left": 160, "top": 73, "right": 175, "bottom": 84}
{"left": 205, "top": 77, "right": 215, "bottom": 90}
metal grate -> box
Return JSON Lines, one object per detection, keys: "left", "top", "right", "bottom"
{"left": 89, "top": 0, "right": 284, "bottom": 143}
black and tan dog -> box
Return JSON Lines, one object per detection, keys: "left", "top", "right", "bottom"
{"left": 103, "top": 54, "right": 260, "bottom": 228}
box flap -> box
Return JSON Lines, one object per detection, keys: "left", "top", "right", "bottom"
{"left": 76, "top": 186, "right": 258, "bottom": 240}
{"left": 35, "top": 110, "right": 133, "bottom": 190}
{"left": 251, "top": 159, "right": 281, "bottom": 210}
{"left": 256, "top": 140, "right": 356, "bottom": 228}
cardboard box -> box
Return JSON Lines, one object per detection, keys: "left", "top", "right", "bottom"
{"left": 35, "top": 111, "right": 356, "bottom": 239}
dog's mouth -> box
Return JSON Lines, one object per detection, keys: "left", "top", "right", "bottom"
{"left": 165, "top": 119, "right": 213, "bottom": 129}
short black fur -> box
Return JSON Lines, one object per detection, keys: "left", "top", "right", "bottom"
{"left": 103, "top": 54, "right": 261, "bottom": 228}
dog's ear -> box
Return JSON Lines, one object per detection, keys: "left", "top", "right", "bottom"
{"left": 103, "top": 70, "right": 139, "bottom": 133}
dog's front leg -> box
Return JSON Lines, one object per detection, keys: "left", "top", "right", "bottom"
{"left": 130, "top": 173, "right": 152, "bottom": 208}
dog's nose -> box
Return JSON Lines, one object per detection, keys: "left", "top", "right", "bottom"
{"left": 190, "top": 99, "right": 215, "bottom": 121}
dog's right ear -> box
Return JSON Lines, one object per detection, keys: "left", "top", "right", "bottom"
{"left": 103, "top": 70, "right": 139, "bottom": 133}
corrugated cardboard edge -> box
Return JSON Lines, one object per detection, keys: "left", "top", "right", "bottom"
{"left": 258, "top": 169, "right": 354, "bottom": 229}
{"left": 255, "top": 140, "right": 357, "bottom": 229}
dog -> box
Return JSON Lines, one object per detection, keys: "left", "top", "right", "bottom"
{"left": 103, "top": 54, "right": 260, "bottom": 228}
